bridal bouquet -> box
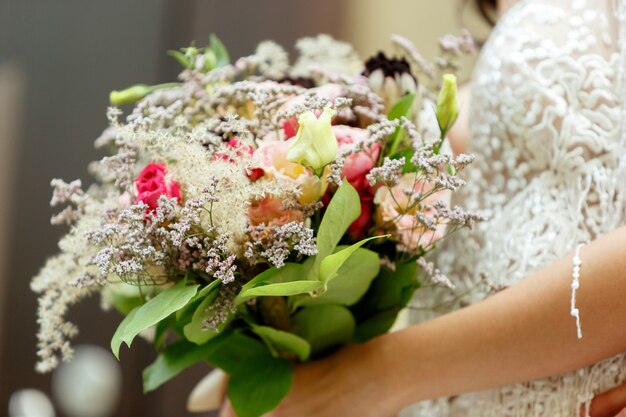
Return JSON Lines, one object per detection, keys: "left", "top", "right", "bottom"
{"left": 33, "top": 33, "right": 480, "bottom": 417}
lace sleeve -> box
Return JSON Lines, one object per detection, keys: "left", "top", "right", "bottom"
{"left": 438, "top": 0, "right": 626, "bottom": 292}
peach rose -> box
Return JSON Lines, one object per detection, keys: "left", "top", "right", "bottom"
{"left": 374, "top": 174, "right": 450, "bottom": 251}
{"left": 248, "top": 196, "right": 304, "bottom": 227}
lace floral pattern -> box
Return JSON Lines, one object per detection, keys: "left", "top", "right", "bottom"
{"left": 404, "top": 0, "right": 626, "bottom": 416}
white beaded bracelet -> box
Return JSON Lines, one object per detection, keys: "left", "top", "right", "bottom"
{"left": 570, "top": 243, "right": 585, "bottom": 339}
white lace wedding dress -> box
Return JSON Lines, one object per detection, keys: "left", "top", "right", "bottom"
{"left": 403, "top": 0, "right": 626, "bottom": 416}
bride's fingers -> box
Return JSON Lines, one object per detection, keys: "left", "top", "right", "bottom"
{"left": 219, "top": 399, "right": 237, "bottom": 417}
{"left": 218, "top": 399, "right": 278, "bottom": 417}
{"left": 589, "top": 383, "right": 626, "bottom": 417}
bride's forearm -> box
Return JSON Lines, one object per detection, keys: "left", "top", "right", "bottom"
{"left": 377, "top": 225, "right": 626, "bottom": 410}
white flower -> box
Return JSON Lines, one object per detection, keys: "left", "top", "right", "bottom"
{"left": 436, "top": 74, "right": 459, "bottom": 134}
{"left": 287, "top": 108, "right": 338, "bottom": 172}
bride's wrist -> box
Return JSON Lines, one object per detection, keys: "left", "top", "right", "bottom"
{"left": 350, "top": 331, "right": 420, "bottom": 414}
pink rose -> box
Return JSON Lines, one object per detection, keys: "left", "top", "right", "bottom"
{"left": 135, "top": 162, "right": 182, "bottom": 211}
{"left": 333, "top": 126, "right": 381, "bottom": 196}
{"left": 374, "top": 174, "right": 450, "bottom": 252}
{"left": 282, "top": 117, "right": 299, "bottom": 140}
{"left": 248, "top": 197, "right": 304, "bottom": 227}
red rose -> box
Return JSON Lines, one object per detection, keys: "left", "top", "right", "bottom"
{"left": 135, "top": 162, "right": 181, "bottom": 211}
{"left": 348, "top": 200, "right": 374, "bottom": 239}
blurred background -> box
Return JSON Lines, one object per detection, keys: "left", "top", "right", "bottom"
{"left": 0, "top": 1, "right": 488, "bottom": 416}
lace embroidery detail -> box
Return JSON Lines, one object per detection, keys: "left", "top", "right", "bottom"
{"left": 404, "top": 0, "right": 626, "bottom": 415}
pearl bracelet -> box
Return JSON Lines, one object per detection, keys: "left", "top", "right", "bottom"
{"left": 570, "top": 243, "right": 585, "bottom": 339}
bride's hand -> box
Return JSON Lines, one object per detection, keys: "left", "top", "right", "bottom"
{"left": 219, "top": 339, "right": 402, "bottom": 417}
{"left": 588, "top": 382, "right": 626, "bottom": 417}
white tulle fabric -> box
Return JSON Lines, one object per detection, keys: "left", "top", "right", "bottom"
{"left": 403, "top": 0, "right": 626, "bottom": 416}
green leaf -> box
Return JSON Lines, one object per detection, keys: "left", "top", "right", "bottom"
{"left": 241, "top": 263, "right": 307, "bottom": 293}
{"left": 111, "top": 280, "right": 199, "bottom": 359}
{"left": 109, "top": 292, "right": 143, "bottom": 316}
{"left": 203, "top": 50, "right": 217, "bottom": 71}
{"left": 183, "top": 286, "right": 232, "bottom": 345}
{"left": 251, "top": 325, "right": 311, "bottom": 361}
{"left": 308, "top": 181, "right": 361, "bottom": 280}
{"left": 318, "top": 236, "right": 385, "bottom": 284}
{"left": 387, "top": 93, "right": 416, "bottom": 121}
{"left": 176, "top": 279, "right": 221, "bottom": 322}
{"left": 143, "top": 337, "right": 226, "bottom": 393}
{"left": 111, "top": 307, "right": 138, "bottom": 360}
{"left": 228, "top": 357, "right": 292, "bottom": 417}
{"left": 351, "top": 261, "right": 420, "bottom": 342}
{"left": 297, "top": 247, "right": 380, "bottom": 307}
{"left": 237, "top": 281, "right": 324, "bottom": 305}
{"left": 153, "top": 314, "right": 175, "bottom": 350}
{"left": 390, "top": 148, "right": 417, "bottom": 173}
{"left": 387, "top": 93, "right": 416, "bottom": 155}
{"left": 209, "top": 33, "right": 230, "bottom": 68}
{"left": 291, "top": 304, "right": 356, "bottom": 355}
{"left": 203, "top": 332, "right": 293, "bottom": 417}
{"left": 167, "top": 50, "right": 192, "bottom": 69}
{"left": 353, "top": 308, "right": 403, "bottom": 343}
{"left": 204, "top": 332, "right": 268, "bottom": 372}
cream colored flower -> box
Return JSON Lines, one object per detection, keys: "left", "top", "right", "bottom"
{"left": 287, "top": 108, "right": 338, "bottom": 172}
{"left": 436, "top": 74, "right": 459, "bottom": 134}
{"left": 254, "top": 140, "right": 328, "bottom": 205}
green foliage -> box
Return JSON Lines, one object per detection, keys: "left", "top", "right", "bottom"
{"left": 153, "top": 314, "right": 175, "bottom": 350}
{"left": 109, "top": 291, "right": 143, "bottom": 316}
{"left": 209, "top": 33, "right": 230, "bottom": 68}
{"left": 241, "top": 263, "right": 304, "bottom": 292}
{"left": 236, "top": 263, "right": 312, "bottom": 305}
{"left": 354, "top": 309, "right": 403, "bottom": 343}
{"left": 144, "top": 331, "right": 293, "bottom": 417}
{"left": 295, "top": 247, "right": 380, "bottom": 308}
{"left": 352, "top": 261, "right": 420, "bottom": 343}
{"left": 176, "top": 279, "right": 222, "bottom": 323}
{"left": 109, "top": 83, "right": 181, "bottom": 106}
{"left": 167, "top": 49, "right": 195, "bottom": 69}
{"left": 168, "top": 34, "right": 230, "bottom": 72}
{"left": 111, "top": 279, "right": 199, "bottom": 359}
{"left": 390, "top": 148, "right": 417, "bottom": 173}
{"left": 387, "top": 93, "right": 416, "bottom": 155}
{"left": 307, "top": 181, "right": 361, "bottom": 280}
{"left": 318, "top": 236, "right": 383, "bottom": 284}
{"left": 387, "top": 93, "right": 416, "bottom": 121}
{"left": 205, "top": 333, "right": 293, "bottom": 417}
{"left": 228, "top": 358, "right": 292, "bottom": 417}
{"left": 184, "top": 285, "right": 232, "bottom": 345}
{"left": 237, "top": 281, "right": 324, "bottom": 305}
{"left": 291, "top": 304, "right": 356, "bottom": 355}
{"left": 251, "top": 325, "right": 311, "bottom": 361}
{"left": 237, "top": 183, "right": 386, "bottom": 316}
{"left": 143, "top": 337, "right": 226, "bottom": 392}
